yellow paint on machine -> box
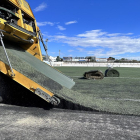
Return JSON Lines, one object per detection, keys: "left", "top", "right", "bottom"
{"left": 0, "top": 61, "right": 54, "bottom": 102}
{"left": 9, "top": 0, "right": 35, "bottom": 19}
{"left": 0, "top": 0, "right": 42, "bottom": 61}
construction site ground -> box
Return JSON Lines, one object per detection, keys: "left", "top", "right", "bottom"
{"left": 0, "top": 104, "right": 140, "bottom": 140}
{"left": 0, "top": 67, "right": 140, "bottom": 139}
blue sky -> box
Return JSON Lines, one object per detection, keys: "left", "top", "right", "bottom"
{"left": 27, "top": 0, "right": 140, "bottom": 59}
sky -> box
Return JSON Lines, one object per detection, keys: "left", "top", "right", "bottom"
{"left": 27, "top": 0, "right": 140, "bottom": 59}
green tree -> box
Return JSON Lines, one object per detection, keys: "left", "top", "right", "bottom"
{"left": 86, "top": 56, "right": 92, "bottom": 62}
{"left": 56, "top": 56, "right": 63, "bottom": 62}
{"left": 120, "top": 58, "right": 125, "bottom": 61}
{"left": 56, "top": 56, "right": 60, "bottom": 62}
{"left": 108, "top": 57, "right": 115, "bottom": 61}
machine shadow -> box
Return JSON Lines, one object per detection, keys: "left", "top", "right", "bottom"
{"left": 0, "top": 72, "right": 53, "bottom": 110}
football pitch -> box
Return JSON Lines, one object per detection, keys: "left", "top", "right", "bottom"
{"left": 55, "top": 67, "right": 140, "bottom": 115}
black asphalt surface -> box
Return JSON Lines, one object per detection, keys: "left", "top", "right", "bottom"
{"left": 0, "top": 104, "right": 140, "bottom": 140}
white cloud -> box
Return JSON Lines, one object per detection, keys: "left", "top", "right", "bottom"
{"left": 68, "top": 50, "right": 74, "bottom": 52}
{"left": 54, "top": 35, "right": 66, "bottom": 39}
{"left": 86, "top": 49, "right": 105, "bottom": 57}
{"left": 34, "top": 3, "right": 47, "bottom": 12}
{"left": 48, "top": 52, "right": 56, "bottom": 54}
{"left": 123, "top": 56, "right": 140, "bottom": 60}
{"left": 37, "top": 22, "right": 54, "bottom": 26}
{"left": 57, "top": 25, "right": 66, "bottom": 31}
{"left": 48, "top": 29, "right": 140, "bottom": 57}
{"left": 77, "top": 48, "right": 84, "bottom": 52}
{"left": 65, "top": 20, "right": 77, "bottom": 25}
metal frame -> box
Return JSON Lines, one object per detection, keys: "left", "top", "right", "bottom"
{"left": 0, "top": 30, "right": 15, "bottom": 76}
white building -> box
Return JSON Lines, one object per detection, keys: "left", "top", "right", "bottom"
{"left": 49, "top": 56, "right": 57, "bottom": 62}
{"left": 63, "top": 57, "right": 72, "bottom": 61}
{"left": 96, "top": 58, "right": 107, "bottom": 62}
{"left": 72, "top": 57, "right": 87, "bottom": 62}
{"left": 63, "top": 57, "right": 87, "bottom": 62}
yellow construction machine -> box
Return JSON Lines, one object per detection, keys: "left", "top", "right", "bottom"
{"left": 0, "top": 0, "right": 75, "bottom": 105}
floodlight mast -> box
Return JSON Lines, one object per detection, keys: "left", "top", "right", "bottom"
{"left": 45, "top": 38, "right": 49, "bottom": 61}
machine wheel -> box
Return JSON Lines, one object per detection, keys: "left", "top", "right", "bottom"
{"left": 51, "top": 96, "right": 60, "bottom": 106}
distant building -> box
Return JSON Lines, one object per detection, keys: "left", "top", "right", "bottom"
{"left": 63, "top": 57, "right": 72, "bottom": 61}
{"left": 85, "top": 56, "right": 96, "bottom": 62}
{"left": 72, "top": 57, "right": 87, "bottom": 62}
{"left": 49, "top": 56, "right": 57, "bottom": 62}
{"left": 96, "top": 58, "right": 107, "bottom": 62}
{"left": 42, "top": 55, "right": 46, "bottom": 60}
{"left": 63, "top": 57, "right": 87, "bottom": 62}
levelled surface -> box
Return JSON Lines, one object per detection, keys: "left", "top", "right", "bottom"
{"left": 0, "top": 104, "right": 140, "bottom": 140}
{"left": 56, "top": 67, "right": 140, "bottom": 115}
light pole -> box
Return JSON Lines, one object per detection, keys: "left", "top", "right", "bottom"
{"left": 45, "top": 39, "right": 48, "bottom": 61}
{"left": 59, "top": 50, "right": 60, "bottom": 58}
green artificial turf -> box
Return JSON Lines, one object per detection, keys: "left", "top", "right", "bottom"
{"left": 55, "top": 67, "right": 140, "bottom": 115}
{"left": 1, "top": 40, "right": 140, "bottom": 115}
{"left": 0, "top": 41, "right": 75, "bottom": 90}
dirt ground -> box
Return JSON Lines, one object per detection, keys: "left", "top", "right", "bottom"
{"left": 0, "top": 104, "right": 140, "bottom": 140}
